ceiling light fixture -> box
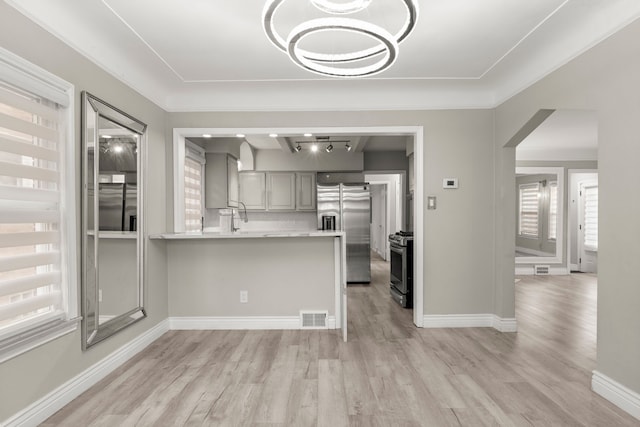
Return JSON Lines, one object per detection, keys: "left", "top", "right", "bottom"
{"left": 325, "top": 144, "right": 333, "bottom": 153}
{"left": 236, "top": 133, "right": 245, "bottom": 138}
{"left": 202, "top": 134, "right": 212, "bottom": 138}
{"left": 269, "top": 133, "right": 278, "bottom": 137}
{"left": 310, "top": 144, "right": 318, "bottom": 152}
{"left": 262, "top": 0, "right": 418, "bottom": 78}
{"left": 345, "top": 143, "right": 352, "bottom": 152}
{"left": 304, "top": 133, "right": 313, "bottom": 137}
{"left": 295, "top": 144, "right": 302, "bottom": 152}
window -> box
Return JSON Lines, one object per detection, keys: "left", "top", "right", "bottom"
{"left": 583, "top": 185, "right": 598, "bottom": 250}
{"left": 0, "top": 48, "right": 76, "bottom": 362}
{"left": 184, "top": 142, "right": 205, "bottom": 232}
{"left": 548, "top": 181, "right": 558, "bottom": 240}
{"left": 518, "top": 183, "right": 539, "bottom": 237}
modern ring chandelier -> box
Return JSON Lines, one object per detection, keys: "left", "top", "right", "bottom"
{"left": 262, "top": 0, "right": 419, "bottom": 78}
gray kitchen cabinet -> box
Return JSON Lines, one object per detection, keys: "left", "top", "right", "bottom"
{"left": 239, "top": 171, "right": 266, "bottom": 210}
{"left": 267, "top": 172, "right": 296, "bottom": 211}
{"left": 205, "top": 153, "right": 239, "bottom": 209}
{"left": 296, "top": 172, "right": 316, "bottom": 211}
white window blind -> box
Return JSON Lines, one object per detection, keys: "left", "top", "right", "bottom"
{"left": 519, "top": 183, "right": 539, "bottom": 237}
{"left": 548, "top": 181, "right": 558, "bottom": 240}
{"left": 583, "top": 185, "right": 598, "bottom": 250}
{"left": 0, "top": 80, "right": 66, "bottom": 337}
{"left": 184, "top": 145, "right": 204, "bottom": 232}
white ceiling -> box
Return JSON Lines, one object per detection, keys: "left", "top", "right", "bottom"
{"left": 7, "top": 0, "right": 640, "bottom": 111}
{"left": 516, "top": 109, "right": 598, "bottom": 161}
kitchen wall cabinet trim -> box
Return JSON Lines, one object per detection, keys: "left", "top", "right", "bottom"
{"left": 239, "top": 171, "right": 266, "bottom": 210}
{"left": 205, "top": 153, "right": 239, "bottom": 209}
{"left": 296, "top": 172, "right": 316, "bottom": 211}
{"left": 267, "top": 172, "right": 296, "bottom": 211}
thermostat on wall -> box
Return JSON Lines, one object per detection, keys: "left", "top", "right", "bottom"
{"left": 443, "top": 178, "right": 458, "bottom": 189}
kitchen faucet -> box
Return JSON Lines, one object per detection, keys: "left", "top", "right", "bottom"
{"left": 231, "top": 202, "right": 249, "bottom": 232}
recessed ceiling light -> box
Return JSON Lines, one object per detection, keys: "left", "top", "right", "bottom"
{"left": 310, "top": 144, "right": 318, "bottom": 152}
{"left": 102, "top": 135, "right": 112, "bottom": 139}
{"left": 236, "top": 133, "right": 245, "bottom": 138}
{"left": 202, "top": 134, "right": 212, "bottom": 138}
{"left": 304, "top": 133, "right": 313, "bottom": 137}
{"left": 269, "top": 133, "right": 278, "bottom": 138}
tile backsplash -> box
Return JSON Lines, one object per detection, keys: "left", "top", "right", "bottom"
{"left": 204, "top": 208, "right": 317, "bottom": 232}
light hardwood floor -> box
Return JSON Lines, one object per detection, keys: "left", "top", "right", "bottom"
{"left": 42, "top": 258, "right": 638, "bottom": 426}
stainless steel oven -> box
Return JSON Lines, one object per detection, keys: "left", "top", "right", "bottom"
{"left": 389, "top": 231, "right": 413, "bottom": 308}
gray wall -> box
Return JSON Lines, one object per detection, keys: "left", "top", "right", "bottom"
{"left": 167, "top": 238, "right": 336, "bottom": 317}
{"left": 168, "top": 109, "right": 497, "bottom": 317}
{"left": 364, "top": 151, "right": 409, "bottom": 174}
{"left": 0, "top": 3, "right": 169, "bottom": 421}
{"left": 496, "top": 19, "right": 640, "bottom": 396}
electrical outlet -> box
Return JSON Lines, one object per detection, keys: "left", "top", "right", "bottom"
{"left": 240, "top": 290, "right": 248, "bottom": 303}
{"left": 98, "top": 289, "right": 103, "bottom": 302}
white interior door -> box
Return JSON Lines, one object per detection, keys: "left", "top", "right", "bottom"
{"left": 578, "top": 180, "right": 598, "bottom": 273}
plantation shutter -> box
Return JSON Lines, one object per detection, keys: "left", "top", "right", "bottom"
{"left": 519, "top": 183, "right": 539, "bottom": 237}
{"left": 184, "top": 145, "right": 204, "bottom": 232}
{"left": 548, "top": 181, "right": 558, "bottom": 240}
{"left": 583, "top": 185, "right": 598, "bottom": 250}
{"left": 0, "top": 80, "right": 65, "bottom": 334}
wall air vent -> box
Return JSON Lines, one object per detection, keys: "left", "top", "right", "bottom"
{"left": 300, "top": 311, "right": 328, "bottom": 329}
{"left": 534, "top": 265, "right": 550, "bottom": 275}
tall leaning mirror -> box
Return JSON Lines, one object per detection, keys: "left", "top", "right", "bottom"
{"left": 81, "top": 92, "right": 146, "bottom": 349}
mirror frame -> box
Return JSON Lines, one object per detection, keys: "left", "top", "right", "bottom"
{"left": 515, "top": 166, "right": 564, "bottom": 265}
{"left": 81, "top": 92, "right": 147, "bottom": 349}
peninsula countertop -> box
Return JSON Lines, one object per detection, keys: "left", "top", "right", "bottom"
{"left": 149, "top": 230, "right": 345, "bottom": 240}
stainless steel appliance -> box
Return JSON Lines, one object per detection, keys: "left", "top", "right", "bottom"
{"left": 317, "top": 182, "right": 371, "bottom": 283}
{"left": 322, "top": 215, "right": 336, "bottom": 230}
{"left": 98, "top": 183, "right": 125, "bottom": 231}
{"left": 389, "top": 231, "right": 414, "bottom": 308}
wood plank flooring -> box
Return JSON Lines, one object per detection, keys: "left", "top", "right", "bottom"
{"left": 42, "top": 259, "right": 639, "bottom": 426}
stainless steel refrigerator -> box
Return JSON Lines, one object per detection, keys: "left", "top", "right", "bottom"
{"left": 317, "top": 183, "right": 371, "bottom": 283}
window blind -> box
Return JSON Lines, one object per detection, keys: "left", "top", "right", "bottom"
{"left": 0, "top": 81, "right": 64, "bottom": 335}
{"left": 583, "top": 185, "right": 598, "bottom": 250}
{"left": 548, "top": 181, "right": 558, "bottom": 240}
{"left": 519, "top": 183, "right": 539, "bottom": 237}
{"left": 184, "top": 156, "right": 203, "bottom": 232}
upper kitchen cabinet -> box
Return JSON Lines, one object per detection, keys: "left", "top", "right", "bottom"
{"left": 205, "top": 153, "right": 239, "bottom": 209}
{"left": 296, "top": 172, "right": 316, "bottom": 211}
{"left": 239, "top": 171, "right": 266, "bottom": 210}
{"left": 267, "top": 172, "right": 296, "bottom": 211}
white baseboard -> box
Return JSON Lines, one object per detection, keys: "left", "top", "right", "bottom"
{"left": 169, "top": 316, "right": 337, "bottom": 330}
{"left": 423, "top": 314, "right": 517, "bottom": 332}
{"left": 515, "top": 266, "right": 569, "bottom": 275}
{"left": 592, "top": 370, "right": 640, "bottom": 421}
{"left": 4, "top": 319, "right": 170, "bottom": 427}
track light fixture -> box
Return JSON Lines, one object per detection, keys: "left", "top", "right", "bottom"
{"left": 345, "top": 143, "right": 352, "bottom": 152}
{"left": 295, "top": 144, "right": 302, "bottom": 152}
{"left": 325, "top": 144, "right": 333, "bottom": 153}
{"left": 293, "top": 139, "right": 350, "bottom": 153}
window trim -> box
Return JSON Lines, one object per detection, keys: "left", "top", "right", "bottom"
{"left": 518, "top": 182, "right": 540, "bottom": 238}
{"left": 0, "top": 47, "right": 78, "bottom": 363}
{"left": 515, "top": 167, "right": 564, "bottom": 265}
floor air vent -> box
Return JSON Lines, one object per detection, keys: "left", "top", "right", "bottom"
{"left": 300, "top": 311, "right": 328, "bottom": 329}
{"left": 534, "top": 265, "right": 550, "bottom": 275}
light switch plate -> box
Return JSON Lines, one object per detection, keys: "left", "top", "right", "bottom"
{"left": 427, "top": 196, "right": 436, "bottom": 210}
{"left": 443, "top": 178, "right": 458, "bottom": 189}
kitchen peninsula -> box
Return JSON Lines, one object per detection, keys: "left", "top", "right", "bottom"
{"left": 150, "top": 230, "right": 347, "bottom": 337}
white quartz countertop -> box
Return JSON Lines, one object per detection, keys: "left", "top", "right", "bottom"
{"left": 149, "top": 230, "right": 345, "bottom": 240}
